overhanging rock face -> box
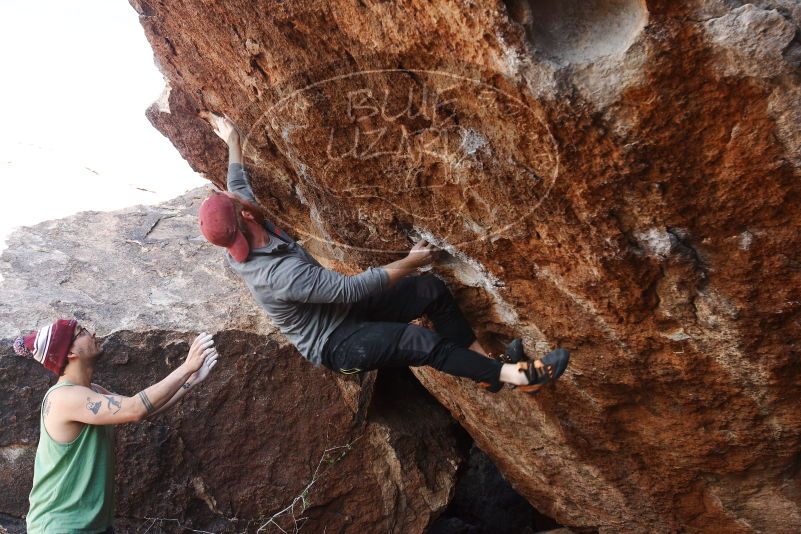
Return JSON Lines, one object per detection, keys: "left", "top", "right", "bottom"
{"left": 131, "top": 0, "right": 801, "bottom": 532}
{"left": 0, "top": 191, "right": 469, "bottom": 533}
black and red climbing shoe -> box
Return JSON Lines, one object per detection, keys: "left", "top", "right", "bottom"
{"left": 515, "top": 348, "right": 570, "bottom": 395}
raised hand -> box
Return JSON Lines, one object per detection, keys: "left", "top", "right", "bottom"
{"left": 405, "top": 239, "right": 439, "bottom": 268}
{"left": 185, "top": 332, "right": 215, "bottom": 374}
{"left": 200, "top": 111, "right": 240, "bottom": 146}
{"left": 188, "top": 348, "right": 219, "bottom": 386}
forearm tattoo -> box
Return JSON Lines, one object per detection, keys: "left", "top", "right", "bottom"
{"left": 138, "top": 391, "right": 155, "bottom": 414}
{"left": 86, "top": 398, "right": 101, "bottom": 415}
{"left": 103, "top": 395, "right": 122, "bottom": 414}
{"left": 182, "top": 382, "right": 191, "bottom": 390}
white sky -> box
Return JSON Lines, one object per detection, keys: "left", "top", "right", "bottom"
{"left": 0, "top": 0, "right": 206, "bottom": 252}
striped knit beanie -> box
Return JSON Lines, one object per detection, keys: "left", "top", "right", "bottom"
{"left": 13, "top": 319, "right": 78, "bottom": 375}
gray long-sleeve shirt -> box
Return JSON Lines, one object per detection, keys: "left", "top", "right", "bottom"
{"left": 224, "top": 163, "right": 389, "bottom": 365}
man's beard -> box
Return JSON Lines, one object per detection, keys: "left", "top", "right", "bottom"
{"left": 239, "top": 219, "right": 255, "bottom": 241}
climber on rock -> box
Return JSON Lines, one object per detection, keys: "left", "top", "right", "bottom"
{"left": 13, "top": 320, "right": 219, "bottom": 534}
{"left": 198, "top": 112, "right": 569, "bottom": 395}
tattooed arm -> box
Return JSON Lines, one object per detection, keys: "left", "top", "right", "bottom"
{"left": 51, "top": 333, "right": 216, "bottom": 425}
{"left": 89, "top": 378, "right": 186, "bottom": 419}
{"left": 147, "top": 348, "right": 219, "bottom": 418}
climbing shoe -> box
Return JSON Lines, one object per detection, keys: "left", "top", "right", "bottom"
{"left": 478, "top": 380, "right": 503, "bottom": 393}
{"left": 478, "top": 338, "right": 527, "bottom": 393}
{"left": 504, "top": 338, "right": 524, "bottom": 364}
{"left": 515, "top": 348, "right": 570, "bottom": 395}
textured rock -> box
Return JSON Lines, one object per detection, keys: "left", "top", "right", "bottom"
{"left": 127, "top": 0, "right": 801, "bottom": 532}
{"left": 0, "top": 191, "right": 469, "bottom": 532}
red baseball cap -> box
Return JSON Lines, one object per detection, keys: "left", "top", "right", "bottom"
{"left": 199, "top": 193, "right": 250, "bottom": 262}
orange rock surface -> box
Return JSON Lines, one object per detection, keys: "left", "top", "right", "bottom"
{"left": 133, "top": 0, "right": 801, "bottom": 531}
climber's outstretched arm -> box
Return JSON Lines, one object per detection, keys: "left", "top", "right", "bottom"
{"left": 147, "top": 348, "right": 219, "bottom": 417}
{"left": 382, "top": 240, "right": 439, "bottom": 287}
{"left": 202, "top": 112, "right": 259, "bottom": 204}
{"left": 203, "top": 112, "right": 242, "bottom": 162}
{"left": 224, "top": 123, "right": 243, "bottom": 166}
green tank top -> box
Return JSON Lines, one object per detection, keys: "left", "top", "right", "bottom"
{"left": 26, "top": 381, "right": 115, "bottom": 533}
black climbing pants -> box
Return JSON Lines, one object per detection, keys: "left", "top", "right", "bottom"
{"left": 320, "top": 273, "right": 503, "bottom": 386}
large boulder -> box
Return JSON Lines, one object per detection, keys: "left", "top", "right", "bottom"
{"left": 0, "top": 191, "right": 469, "bottom": 532}
{"left": 128, "top": 0, "right": 801, "bottom": 531}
